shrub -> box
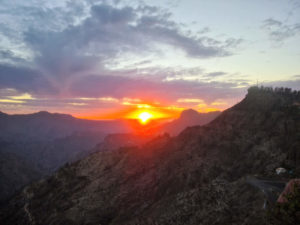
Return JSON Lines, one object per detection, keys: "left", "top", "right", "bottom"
{"left": 268, "top": 183, "right": 300, "bottom": 225}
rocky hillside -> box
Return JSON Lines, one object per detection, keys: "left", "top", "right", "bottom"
{"left": 0, "top": 149, "right": 41, "bottom": 203}
{"left": 94, "top": 133, "right": 155, "bottom": 152}
{"left": 1, "top": 86, "right": 300, "bottom": 225}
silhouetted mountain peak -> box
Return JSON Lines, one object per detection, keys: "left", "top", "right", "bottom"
{"left": 36, "top": 110, "right": 50, "bottom": 115}
{"left": 179, "top": 109, "right": 199, "bottom": 119}
{"left": 153, "top": 108, "right": 221, "bottom": 135}
{"left": 33, "top": 111, "right": 74, "bottom": 120}
{"left": 0, "top": 111, "right": 7, "bottom": 117}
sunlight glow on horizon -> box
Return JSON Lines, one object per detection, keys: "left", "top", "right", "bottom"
{"left": 49, "top": 97, "right": 225, "bottom": 121}
{"left": 138, "top": 112, "right": 153, "bottom": 124}
{"left": 0, "top": 88, "right": 227, "bottom": 120}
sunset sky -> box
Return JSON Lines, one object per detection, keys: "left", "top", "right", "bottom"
{"left": 0, "top": 0, "right": 299, "bottom": 119}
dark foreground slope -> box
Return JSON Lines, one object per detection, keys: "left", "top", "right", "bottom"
{"left": 0, "top": 149, "right": 41, "bottom": 204}
{"left": 1, "top": 87, "right": 300, "bottom": 225}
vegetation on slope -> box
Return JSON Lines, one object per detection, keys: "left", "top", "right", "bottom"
{"left": 1, "top": 86, "right": 300, "bottom": 225}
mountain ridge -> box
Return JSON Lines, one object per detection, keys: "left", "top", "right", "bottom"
{"left": 153, "top": 109, "right": 221, "bottom": 136}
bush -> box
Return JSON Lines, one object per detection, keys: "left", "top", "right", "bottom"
{"left": 268, "top": 183, "right": 300, "bottom": 225}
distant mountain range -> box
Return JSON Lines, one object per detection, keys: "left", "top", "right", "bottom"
{"left": 1, "top": 86, "right": 299, "bottom": 224}
{"left": 155, "top": 109, "right": 221, "bottom": 135}
{"left": 0, "top": 111, "right": 137, "bottom": 174}
{"left": 0, "top": 111, "right": 132, "bottom": 141}
{"left": 0, "top": 111, "right": 134, "bottom": 203}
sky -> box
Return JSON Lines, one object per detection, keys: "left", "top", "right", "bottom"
{"left": 0, "top": 0, "right": 299, "bottom": 119}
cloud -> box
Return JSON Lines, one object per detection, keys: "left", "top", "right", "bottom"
{"left": 0, "top": 99, "right": 25, "bottom": 104}
{"left": 0, "top": 50, "right": 27, "bottom": 64}
{"left": 0, "top": 1, "right": 244, "bottom": 103}
{"left": 22, "top": 2, "right": 234, "bottom": 67}
{"left": 262, "top": 18, "right": 300, "bottom": 43}
{"left": 68, "top": 102, "right": 87, "bottom": 106}
{"left": 177, "top": 98, "right": 205, "bottom": 103}
{"left": 205, "top": 72, "right": 227, "bottom": 77}
{"left": 69, "top": 72, "right": 300, "bottom": 108}
{"left": 10, "top": 93, "right": 35, "bottom": 100}
{"left": 0, "top": 64, "right": 56, "bottom": 95}
{"left": 69, "top": 73, "right": 249, "bottom": 104}
{"left": 2, "top": 0, "right": 297, "bottom": 116}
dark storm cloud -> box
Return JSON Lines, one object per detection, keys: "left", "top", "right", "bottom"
{"left": 262, "top": 18, "right": 300, "bottom": 43}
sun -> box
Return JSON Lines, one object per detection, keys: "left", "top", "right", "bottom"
{"left": 138, "top": 112, "right": 153, "bottom": 124}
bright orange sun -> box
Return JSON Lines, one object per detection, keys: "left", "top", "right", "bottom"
{"left": 138, "top": 112, "right": 153, "bottom": 124}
